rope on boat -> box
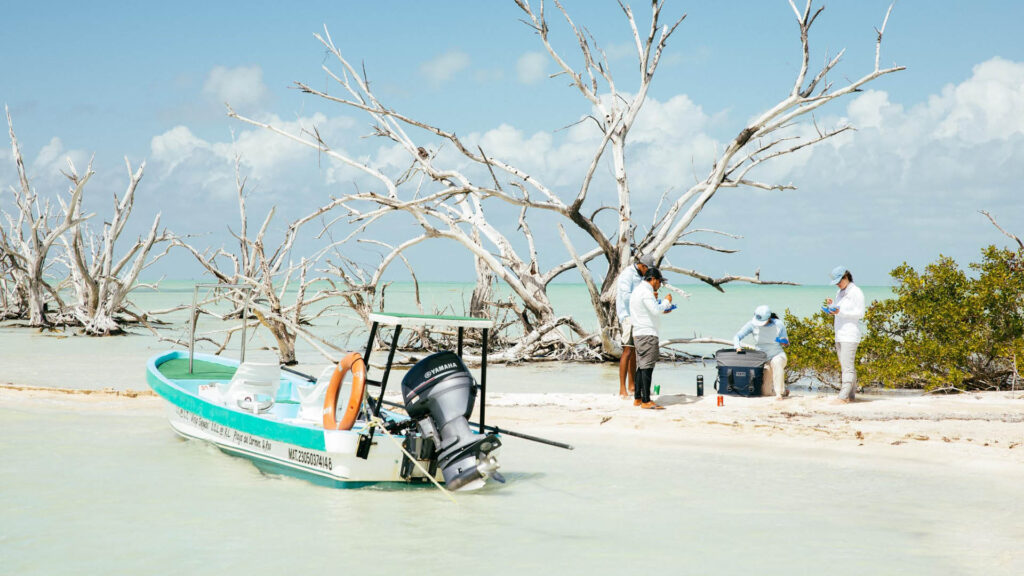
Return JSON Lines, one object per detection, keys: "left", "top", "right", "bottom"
{"left": 367, "top": 416, "right": 457, "bottom": 504}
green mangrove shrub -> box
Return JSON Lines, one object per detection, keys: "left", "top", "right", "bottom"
{"left": 786, "top": 245, "right": 1024, "bottom": 392}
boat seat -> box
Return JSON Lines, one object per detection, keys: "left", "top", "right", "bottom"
{"left": 294, "top": 366, "right": 335, "bottom": 423}
{"left": 226, "top": 361, "right": 281, "bottom": 414}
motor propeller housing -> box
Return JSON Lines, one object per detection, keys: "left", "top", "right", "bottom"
{"left": 401, "top": 351, "right": 503, "bottom": 491}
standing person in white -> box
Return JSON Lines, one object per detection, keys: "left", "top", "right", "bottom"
{"left": 826, "top": 266, "right": 865, "bottom": 403}
{"left": 629, "top": 267, "right": 674, "bottom": 409}
{"left": 615, "top": 254, "right": 653, "bottom": 398}
{"left": 733, "top": 305, "right": 790, "bottom": 399}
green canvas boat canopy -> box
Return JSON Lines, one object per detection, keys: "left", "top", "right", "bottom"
{"left": 368, "top": 312, "right": 494, "bottom": 330}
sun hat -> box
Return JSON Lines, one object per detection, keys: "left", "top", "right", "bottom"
{"left": 830, "top": 265, "right": 847, "bottom": 285}
{"left": 638, "top": 254, "right": 655, "bottom": 267}
{"left": 752, "top": 304, "right": 772, "bottom": 326}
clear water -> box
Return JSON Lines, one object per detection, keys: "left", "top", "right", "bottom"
{"left": 0, "top": 282, "right": 892, "bottom": 391}
{"left": 5, "top": 283, "right": 1020, "bottom": 574}
{"left": 1, "top": 401, "right": 1020, "bottom": 575}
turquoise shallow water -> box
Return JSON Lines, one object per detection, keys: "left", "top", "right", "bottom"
{"left": 7, "top": 282, "right": 1022, "bottom": 574}
{"left": 0, "top": 282, "right": 892, "bottom": 391}
{"left": 1, "top": 400, "right": 1021, "bottom": 575}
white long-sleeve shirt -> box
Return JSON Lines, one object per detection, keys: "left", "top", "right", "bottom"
{"left": 833, "top": 282, "right": 865, "bottom": 343}
{"left": 733, "top": 318, "right": 788, "bottom": 360}
{"left": 628, "top": 281, "right": 672, "bottom": 337}
{"left": 615, "top": 265, "right": 643, "bottom": 323}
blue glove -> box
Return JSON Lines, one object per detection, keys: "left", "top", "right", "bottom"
{"left": 665, "top": 304, "right": 677, "bottom": 312}
{"left": 775, "top": 337, "right": 789, "bottom": 345}
{"left": 821, "top": 306, "right": 838, "bottom": 314}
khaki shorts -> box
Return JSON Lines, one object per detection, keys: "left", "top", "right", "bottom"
{"left": 634, "top": 335, "right": 660, "bottom": 369}
{"left": 619, "top": 318, "right": 634, "bottom": 347}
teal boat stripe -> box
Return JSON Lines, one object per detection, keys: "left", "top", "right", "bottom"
{"left": 147, "top": 351, "right": 327, "bottom": 451}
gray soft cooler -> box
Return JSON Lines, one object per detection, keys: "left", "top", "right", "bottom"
{"left": 713, "top": 348, "right": 768, "bottom": 397}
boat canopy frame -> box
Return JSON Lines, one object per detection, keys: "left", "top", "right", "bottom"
{"left": 363, "top": 312, "right": 494, "bottom": 433}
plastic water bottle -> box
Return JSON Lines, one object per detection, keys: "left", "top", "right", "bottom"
{"left": 696, "top": 375, "right": 704, "bottom": 396}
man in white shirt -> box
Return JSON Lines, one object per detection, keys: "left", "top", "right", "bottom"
{"left": 628, "top": 267, "right": 674, "bottom": 409}
{"left": 826, "top": 266, "right": 865, "bottom": 403}
{"left": 615, "top": 254, "right": 654, "bottom": 397}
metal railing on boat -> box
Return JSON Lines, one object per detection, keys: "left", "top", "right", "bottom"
{"left": 188, "top": 283, "right": 255, "bottom": 374}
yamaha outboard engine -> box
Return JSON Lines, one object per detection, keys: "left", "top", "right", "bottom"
{"left": 401, "top": 351, "right": 503, "bottom": 491}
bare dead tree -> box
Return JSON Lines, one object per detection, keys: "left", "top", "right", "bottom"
{"left": 0, "top": 254, "right": 13, "bottom": 318}
{"left": 228, "top": 101, "right": 604, "bottom": 360}
{"left": 513, "top": 0, "right": 687, "bottom": 350}
{"left": 468, "top": 225, "right": 495, "bottom": 318}
{"left": 646, "top": 1, "right": 903, "bottom": 268}
{"left": 229, "top": 0, "right": 902, "bottom": 361}
{"left": 523, "top": 0, "right": 900, "bottom": 350}
{"left": 0, "top": 107, "right": 91, "bottom": 326}
{"left": 229, "top": 42, "right": 607, "bottom": 360}
{"left": 57, "top": 157, "right": 175, "bottom": 335}
{"left": 176, "top": 155, "right": 350, "bottom": 364}
{"left": 980, "top": 210, "right": 1024, "bottom": 251}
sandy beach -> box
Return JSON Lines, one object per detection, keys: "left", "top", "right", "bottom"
{"left": 486, "top": 390, "right": 1024, "bottom": 469}
{"left": 5, "top": 381, "right": 1022, "bottom": 469}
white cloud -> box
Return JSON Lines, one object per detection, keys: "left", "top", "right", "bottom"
{"left": 150, "top": 126, "right": 210, "bottom": 177}
{"left": 460, "top": 92, "right": 718, "bottom": 195}
{"left": 845, "top": 90, "right": 890, "bottom": 130}
{"left": 710, "top": 57, "right": 1024, "bottom": 282}
{"left": 128, "top": 57, "right": 1024, "bottom": 284}
{"left": 419, "top": 51, "right": 470, "bottom": 88}
{"left": 432, "top": 57, "right": 1024, "bottom": 282}
{"left": 202, "top": 65, "right": 270, "bottom": 110}
{"left": 795, "top": 57, "right": 1024, "bottom": 175}
{"left": 17, "top": 137, "right": 91, "bottom": 192}
{"left": 516, "top": 52, "right": 548, "bottom": 84}
{"left": 932, "top": 57, "right": 1024, "bottom": 143}
{"left": 147, "top": 113, "right": 363, "bottom": 207}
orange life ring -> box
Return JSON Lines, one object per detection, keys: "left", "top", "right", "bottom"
{"left": 322, "top": 352, "right": 368, "bottom": 430}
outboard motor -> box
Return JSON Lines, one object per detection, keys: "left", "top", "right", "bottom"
{"left": 401, "top": 351, "right": 503, "bottom": 491}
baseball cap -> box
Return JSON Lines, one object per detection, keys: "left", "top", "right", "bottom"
{"left": 830, "top": 265, "right": 847, "bottom": 285}
{"left": 753, "top": 304, "right": 772, "bottom": 326}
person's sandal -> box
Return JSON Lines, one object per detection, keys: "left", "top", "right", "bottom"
{"left": 641, "top": 402, "right": 665, "bottom": 410}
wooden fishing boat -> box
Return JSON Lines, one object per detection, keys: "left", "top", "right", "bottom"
{"left": 147, "top": 287, "right": 512, "bottom": 491}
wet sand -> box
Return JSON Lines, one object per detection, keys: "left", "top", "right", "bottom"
{"left": 4, "top": 383, "right": 1022, "bottom": 470}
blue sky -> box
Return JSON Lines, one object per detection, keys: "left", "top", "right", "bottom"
{"left": 2, "top": 0, "right": 1023, "bottom": 286}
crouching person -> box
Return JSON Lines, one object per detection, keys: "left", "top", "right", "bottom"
{"left": 733, "top": 305, "right": 789, "bottom": 399}
{"left": 629, "top": 267, "right": 674, "bottom": 409}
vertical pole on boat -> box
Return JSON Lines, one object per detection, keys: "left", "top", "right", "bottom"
{"left": 240, "top": 289, "right": 249, "bottom": 363}
{"left": 373, "top": 325, "right": 402, "bottom": 417}
{"left": 363, "top": 322, "right": 379, "bottom": 369}
{"left": 479, "top": 327, "right": 488, "bottom": 433}
{"left": 189, "top": 285, "right": 200, "bottom": 373}
{"left": 457, "top": 327, "right": 464, "bottom": 358}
